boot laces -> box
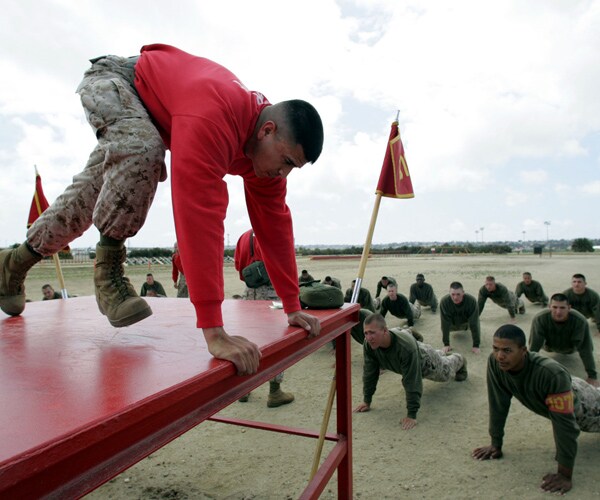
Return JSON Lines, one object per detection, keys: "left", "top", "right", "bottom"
{"left": 107, "top": 248, "right": 133, "bottom": 300}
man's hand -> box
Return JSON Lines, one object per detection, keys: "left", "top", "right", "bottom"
{"left": 509, "top": 316, "right": 517, "bottom": 324}
{"left": 442, "top": 345, "right": 453, "bottom": 353}
{"left": 541, "top": 472, "right": 572, "bottom": 494}
{"left": 472, "top": 445, "right": 503, "bottom": 460}
{"left": 173, "top": 283, "right": 178, "bottom": 289}
{"left": 586, "top": 377, "right": 600, "bottom": 388}
{"left": 401, "top": 417, "right": 417, "bottom": 430}
{"left": 353, "top": 402, "right": 370, "bottom": 413}
{"left": 203, "top": 327, "right": 261, "bottom": 375}
{"left": 287, "top": 311, "right": 321, "bottom": 338}
{"left": 472, "top": 347, "right": 481, "bottom": 354}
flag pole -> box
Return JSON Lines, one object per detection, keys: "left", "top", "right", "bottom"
{"left": 350, "top": 193, "right": 382, "bottom": 303}
{"left": 311, "top": 111, "right": 402, "bottom": 477}
{"left": 350, "top": 109, "right": 400, "bottom": 302}
{"left": 311, "top": 112, "right": 413, "bottom": 477}
{"left": 33, "top": 165, "right": 68, "bottom": 299}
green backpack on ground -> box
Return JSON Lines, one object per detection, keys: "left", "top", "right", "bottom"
{"left": 299, "top": 280, "right": 344, "bottom": 309}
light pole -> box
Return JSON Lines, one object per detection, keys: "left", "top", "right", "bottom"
{"left": 475, "top": 229, "right": 479, "bottom": 244}
{"left": 544, "top": 221, "right": 551, "bottom": 257}
{"left": 480, "top": 227, "right": 484, "bottom": 243}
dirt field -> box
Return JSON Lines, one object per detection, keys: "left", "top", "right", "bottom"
{"left": 24, "top": 253, "right": 600, "bottom": 499}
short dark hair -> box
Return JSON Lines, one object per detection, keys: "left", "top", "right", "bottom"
{"left": 572, "top": 273, "right": 586, "bottom": 281}
{"left": 485, "top": 276, "right": 495, "bottom": 281}
{"left": 324, "top": 276, "right": 332, "bottom": 281}
{"left": 416, "top": 273, "right": 425, "bottom": 279}
{"left": 493, "top": 324, "right": 526, "bottom": 347}
{"left": 522, "top": 272, "right": 532, "bottom": 277}
{"left": 146, "top": 273, "right": 153, "bottom": 277}
{"left": 450, "top": 281, "right": 463, "bottom": 290}
{"left": 42, "top": 284, "right": 52, "bottom": 290}
{"left": 364, "top": 312, "right": 387, "bottom": 330}
{"left": 281, "top": 100, "right": 324, "bottom": 163}
{"left": 551, "top": 292, "right": 569, "bottom": 304}
{"left": 302, "top": 269, "right": 308, "bottom": 274}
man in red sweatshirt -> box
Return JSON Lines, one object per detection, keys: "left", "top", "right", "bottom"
{"left": 0, "top": 44, "right": 323, "bottom": 375}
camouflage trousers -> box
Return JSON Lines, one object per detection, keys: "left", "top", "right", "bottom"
{"left": 573, "top": 377, "right": 600, "bottom": 432}
{"left": 243, "top": 284, "right": 284, "bottom": 384}
{"left": 416, "top": 296, "right": 438, "bottom": 312}
{"left": 419, "top": 342, "right": 464, "bottom": 382}
{"left": 176, "top": 273, "right": 189, "bottom": 298}
{"left": 27, "top": 55, "right": 167, "bottom": 256}
{"left": 410, "top": 302, "right": 422, "bottom": 320}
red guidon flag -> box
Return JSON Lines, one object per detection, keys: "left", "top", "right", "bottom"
{"left": 27, "top": 168, "right": 70, "bottom": 252}
{"left": 375, "top": 121, "right": 414, "bottom": 199}
{"left": 27, "top": 170, "right": 50, "bottom": 227}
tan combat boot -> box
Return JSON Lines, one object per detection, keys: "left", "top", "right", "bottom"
{"left": 94, "top": 243, "right": 152, "bottom": 327}
{"left": 0, "top": 242, "right": 42, "bottom": 316}
{"left": 267, "top": 381, "right": 295, "bottom": 408}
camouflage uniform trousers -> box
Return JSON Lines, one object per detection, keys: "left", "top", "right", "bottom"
{"left": 410, "top": 302, "right": 422, "bottom": 320}
{"left": 573, "top": 377, "right": 600, "bottom": 432}
{"left": 243, "top": 283, "right": 284, "bottom": 384}
{"left": 418, "top": 341, "right": 464, "bottom": 382}
{"left": 176, "top": 273, "right": 189, "bottom": 298}
{"left": 416, "top": 295, "right": 438, "bottom": 312}
{"left": 27, "top": 55, "right": 167, "bottom": 256}
{"left": 491, "top": 292, "right": 525, "bottom": 316}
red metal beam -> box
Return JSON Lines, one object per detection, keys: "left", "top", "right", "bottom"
{"left": 0, "top": 297, "right": 359, "bottom": 498}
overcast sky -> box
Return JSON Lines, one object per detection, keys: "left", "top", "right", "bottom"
{"left": 1, "top": 0, "right": 599, "bottom": 249}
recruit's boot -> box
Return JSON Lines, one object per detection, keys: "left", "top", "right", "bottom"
{"left": 0, "top": 242, "right": 42, "bottom": 316}
{"left": 455, "top": 357, "right": 468, "bottom": 382}
{"left": 267, "top": 381, "right": 295, "bottom": 408}
{"left": 94, "top": 243, "right": 152, "bottom": 327}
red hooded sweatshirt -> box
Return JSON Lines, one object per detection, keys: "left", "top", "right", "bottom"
{"left": 134, "top": 44, "right": 300, "bottom": 327}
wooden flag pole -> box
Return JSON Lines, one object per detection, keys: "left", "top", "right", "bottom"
{"left": 350, "top": 192, "right": 383, "bottom": 302}
{"left": 309, "top": 193, "right": 384, "bottom": 477}
{"left": 309, "top": 373, "right": 337, "bottom": 480}
{"left": 310, "top": 111, "right": 400, "bottom": 478}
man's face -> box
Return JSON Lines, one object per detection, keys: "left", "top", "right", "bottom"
{"left": 381, "top": 278, "right": 389, "bottom": 287}
{"left": 523, "top": 274, "right": 532, "bottom": 285}
{"left": 387, "top": 286, "right": 398, "bottom": 300}
{"left": 416, "top": 277, "right": 425, "bottom": 287}
{"left": 492, "top": 337, "right": 527, "bottom": 372}
{"left": 146, "top": 275, "right": 154, "bottom": 285}
{"left": 571, "top": 277, "right": 586, "bottom": 295}
{"left": 250, "top": 124, "right": 307, "bottom": 179}
{"left": 550, "top": 300, "right": 571, "bottom": 323}
{"left": 484, "top": 280, "right": 496, "bottom": 292}
{"left": 42, "top": 287, "right": 54, "bottom": 299}
{"left": 450, "top": 287, "right": 465, "bottom": 305}
{"left": 364, "top": 322, "right": 388, "bottom": 350}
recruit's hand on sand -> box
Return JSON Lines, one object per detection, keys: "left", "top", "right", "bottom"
{"left": 287, "top": 311, "right": 321, "bottom": 338}
{"left": 353, "top": 402, "right": 370, "bottom": 413}
{"left": 540, "top": 469, "right": 572, "bottom": 494}
{"left": 203, "top": 327, "right": 261, "bottom": 375}
{"left": 472, "top": 445, "right": 503, "bottom": 460}
{"left": 401, "top": 417, "right": 417, "bottom": 430}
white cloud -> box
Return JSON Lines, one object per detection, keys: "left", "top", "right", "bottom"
{"left": 519, "top": 169, "right": 548, "bottom": 184}
{"left": 581, "top": 180, "right": 600, "bottom": 194}
{"left": 1, "top": 0, "right": 600, "bottom": 246}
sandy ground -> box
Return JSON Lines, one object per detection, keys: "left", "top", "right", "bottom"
{"left": 51, "top": 253, "right": 599, "bottom": 499}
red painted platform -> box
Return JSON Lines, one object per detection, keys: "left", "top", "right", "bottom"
{"left": 0, "top": 296, "right": 359, "bottom": 499}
